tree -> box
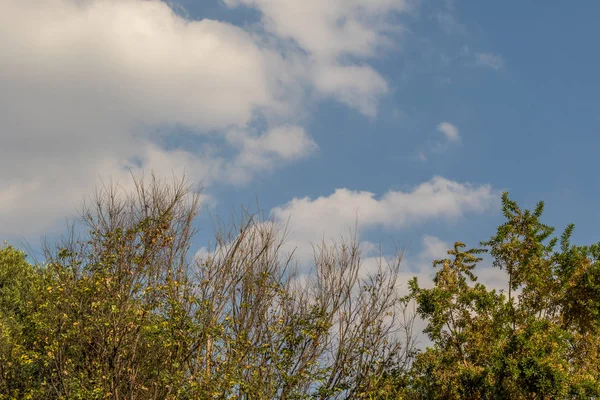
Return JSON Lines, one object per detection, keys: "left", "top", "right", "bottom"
{"left": 406, "top": 193, "right": 600, "bottom": 399}
{"left": 0, "top": 244, "right": 45, "bottom": 399}
{"left": 7, "top": 179, "right": 599, "bottom": 399}
{"left": 0, "top": 175, "right": 415, "bottom": 399}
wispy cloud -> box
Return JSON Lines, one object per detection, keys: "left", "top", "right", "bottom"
{"left": 435, "top": 12, "right": 466, "bottom": 35}
{"left": 461, "top": 46, "right": 505, "bottom": 71}
{"left": 476, "top": 52, "right": 505, "bottom": 70}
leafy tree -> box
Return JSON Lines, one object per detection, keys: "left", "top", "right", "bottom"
{"left": 0, "top": 175, "right": 415, "bottom": 399}
{"left": 406, "top": 193, "right": 600, "bottom": 399}
{"left": 0, "top": 244, "right": 46, "bottom": 399}
{"left": 5, "top": 179, "right": 600, "bottom": 399}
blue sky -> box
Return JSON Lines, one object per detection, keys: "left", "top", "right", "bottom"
{"left": 1, "top": 0, "right": 599, "bottom": 289}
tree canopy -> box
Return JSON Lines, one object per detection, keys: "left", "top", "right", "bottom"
{"left": 406, "top": 193, "right": 600, "bottom": 399}
{"left": 1, "top": 179, "right": 599, "bottom": 399}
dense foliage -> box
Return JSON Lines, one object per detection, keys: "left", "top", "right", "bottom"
{"left": 406, "top": 193, "right": 600, "bottom": 399}
{"left": 1, "top": 178, "right": 600, "bottom": 399}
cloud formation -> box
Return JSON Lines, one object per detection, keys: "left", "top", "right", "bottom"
{"left": 437, "top": 122, "right": 460, "bottom": 142}
{"left": 0, "top": 0, "right": 407, "bottom": 236}
{"left": 270, "top": 176, "right": 495, "bottom": 261}
{"left": 224, "top": 0, "right": 412, "bottom": 116}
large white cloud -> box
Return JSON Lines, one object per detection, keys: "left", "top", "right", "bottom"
{"left": 0, "top": 0, "right": 414, "bottom": 237}
{"left": 270, "top": 176, "right": 496, "bottom": 261}
{"left": 0, "top": 0, "right": 317, "bottom": 236}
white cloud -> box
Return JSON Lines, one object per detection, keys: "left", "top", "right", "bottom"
{"left": 476, "top": 52, "right": 505, "bottom": 70}
{"left": 0, "top": 0, "right": 413, "bottom": 237}
{"left": 226, "top": 125, "right": 317, "bottom": 182}
{"left": 224, "top": 0, "right": 412, "bottom": 116}
{"left": 1, "top": 0, "right": 359, "bottom": 237}
{"left": 437, "top": 122, "right": 460, "bottom": 142}
{"left": 270, "top": 176, "right": 495, "bottom": 261}
{"left": 312, "top": 64, "right": 389, "bottom": 117}
{"left": 225, "top": 0, "right": 411, "bottom": 59}
{"left": 0, "top": 0, "right": 293, "bottom": 235}
{"left": 416, "top": 122, "right": 460, "bottom": 161}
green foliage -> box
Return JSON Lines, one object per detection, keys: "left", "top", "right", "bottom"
{"left": 0, "top": 244, "right": 44, "bottom": 399}
{"left": 3, "top": 180, "right": 600, "bottom": 399}
{"left": 405, "top": 192, "right": 600, "bottom": 399}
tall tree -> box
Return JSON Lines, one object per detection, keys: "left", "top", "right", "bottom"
{"left": 406, "top": 193, "right": 600, "bottom": 399}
